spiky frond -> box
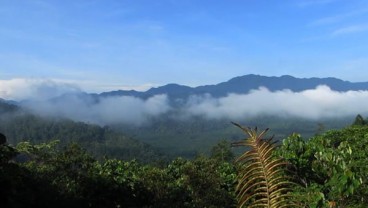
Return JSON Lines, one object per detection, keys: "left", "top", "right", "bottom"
{"left": 232, "top": 123, "right": 298, "bottom": 208}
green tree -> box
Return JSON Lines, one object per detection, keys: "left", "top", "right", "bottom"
{"left": 0, "top": 134, "right": 59, "bottom": 208}
{"left": 210, "top": 139, "right": 234, "bottom": 162}
{"left": 352, "top": 114, "right": 366, "bottom": 126}
{"left": 277, "top": 126, "right": 368, "bottom": 207}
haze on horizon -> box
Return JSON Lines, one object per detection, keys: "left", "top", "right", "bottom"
{"left": 3, "top": 82, "right": 368, "bottom": 126}
{"left": 1, "top": 0, "right": 368, "bottom": 93}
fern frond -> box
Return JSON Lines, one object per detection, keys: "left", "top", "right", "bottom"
{"left": 232, "top": 123, "right": 299, "bottom": 208}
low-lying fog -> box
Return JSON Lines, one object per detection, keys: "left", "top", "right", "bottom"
{"left": 1, "top": 78, "right": 368, "bottom": 125}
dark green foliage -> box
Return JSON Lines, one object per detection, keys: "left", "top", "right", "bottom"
{"left": 0, "top": 100, "right": 353, "bottom": 158}
{"left": 0, "top": 133, "right": 16, "bottom": 166}
{"left": 96, "top": 156, "right": 236, "bottom": 207}
{"left": 352, "top": 114, "right": 367, "bottom": 126}
{"left": 1, "top": 140, "right": 237, "bottom": 208}
{"left": 1, "top": 98, "right": 367, "bottom": 207}
{"left": 0, "top": 137, "right": 58, "bottom": 208}
{"left": 0, "top": 113, "right": 165, "bottom": 163}
{"left": 0, "top": 132, "right": 6, "bottom": 145}
{"left": 116, "top": 115, "right": 351, "bottom": 157}
{"left": 210, "top": 139, "right": 235, "bottom": 162}
{"left": 15, "top": 141, "right": 101, "bottom": 207}
{"left": 1, "top": 124, "right": 368, "bottom": 207}
{"left": 170, "top": 156, "right": 236, "bottom": 207}
{"left": 277, "top": 126, "right": 368, "bottom": 207}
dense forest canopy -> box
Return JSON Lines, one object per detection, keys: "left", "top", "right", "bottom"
{"left": 0, "top": 100, "right": 353, "bottom": 158}
{"left": 1, "top": 98, "right": 368, "bottom": 207}
{"left": 1, "top": 115, "right": 368, "bottom": 207}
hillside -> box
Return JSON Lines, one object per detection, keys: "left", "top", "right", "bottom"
{"left": 0, "top": 101, "right": 166, "bottom": 162}
{"left": 2, "top": 74, "right": 365, "bottom": 158}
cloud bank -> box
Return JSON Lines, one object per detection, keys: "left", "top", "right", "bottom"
{"left": 0, "top": 79, "right": 171, "bottom": 125}
{"left": 1, "top": 78, "right": 368, "bottom": 125}
{"left": 25, "top": 94, "right": 170, "bottom": 125}
{"left": 183, "top": 86, "right": 368, "bottom": 120}
{"left": 0, "top": 78, "right": 80, "bottom": 101}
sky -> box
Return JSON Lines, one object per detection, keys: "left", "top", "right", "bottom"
{"left": 1, "top": 0, "right": 368, "bottom": 93}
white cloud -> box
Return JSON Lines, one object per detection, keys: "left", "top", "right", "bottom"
{"left": 182, "top": 86, "right": 368, "bottom": 120}
{"left": 90, "top": 95, "right": 170, "bottom": 125}
{"left": 24, "top": 94, "right": 171, "bottom": 125}
{"left": 2, "top": 78, "right": 368, "bottom": 125}
{"left": 0, "top": 78, "right": 80, "bottom": 101}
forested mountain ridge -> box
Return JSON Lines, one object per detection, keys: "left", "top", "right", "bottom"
{"left": 0, "top": 100, "right": 166, "bottom": 162}
{"left": 0, "top": 82, "right": 356, "bottom": 158}
{"left": 1, "top": 75, "right": 366, "bottom": 158}
{"left": 1, "top": 121, "right": 368, "bottom": 207}
{"left": 99, "top": 74, "right": 368, "bottom": 99}
{"left": 2, "top": 88, "right": 368, "bottom": 207}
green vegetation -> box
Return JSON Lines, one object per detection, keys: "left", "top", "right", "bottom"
{"left": 118, "top": 115, "right": 351, "bottom": 157}
{"left": 2, "top": 121, "right": 368, "bottom": 207}
{"left": 276, "top": 125, "right": 368, "bottom": 207}
{"left": 352, "top": 114, "right": 368, "bottom": 126}
{"left": 0, "top": 100, "right": 353, "bottom": 159}
{"left": 0, "top": 114, "right": 166, "bottom": 163}
{"left": 1, "top": 138, "right": 236, "bottom": 207}
{"left": 1, "top": 100, "right": 367, "bottom": 207}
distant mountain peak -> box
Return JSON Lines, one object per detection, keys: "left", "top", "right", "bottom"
{"left": 97, "top": 74, "right": 368, "bottom": 99}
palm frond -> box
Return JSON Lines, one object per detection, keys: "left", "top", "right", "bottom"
{"left": 232, "top": 123, "right": 299, "bottom": 208}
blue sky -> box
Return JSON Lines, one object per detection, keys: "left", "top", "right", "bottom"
{"left": 1, "top": 0, "right": 368, "bottom": 92}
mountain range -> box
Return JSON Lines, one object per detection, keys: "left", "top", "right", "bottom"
{"left": 98, "top": 74, "right": 368, "bottom": 99}
{"left": 3, "top": 74, "right": 367, "bottom": 104}
{"left": 1, "top": 74, "right": 363, "bottom": 158}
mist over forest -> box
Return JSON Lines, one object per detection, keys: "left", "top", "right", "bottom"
{"left": 1, "top": 78, "right": 368, "bottom": 127}
{"left": 1, "top": 78, "right": 367, "bottom": 207}
{"left": 3, "top": 0, "right": 368, "bottom": 206}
